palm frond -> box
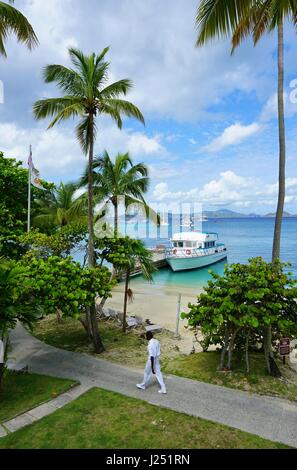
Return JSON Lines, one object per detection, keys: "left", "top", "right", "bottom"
{"left": 0, "top": 0, "right": 38, "bottom": 57}
{"left": 103, "top": 99, "right": 145, "bottom": 126}
{"left": 195, "top": 0, "right": 253, "bottom": 46}
{"left": 100, "top": 79, "right": 133, "bottom": 99}
{"left": 76, "top": 115, "right": 97, "bottom": 155}
{"left": 33, "top": 97, "right": 83, "bottom": 121}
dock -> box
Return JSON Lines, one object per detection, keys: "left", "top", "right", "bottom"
{"left": 130, "top": 248, "right": 168, "bottom": 277}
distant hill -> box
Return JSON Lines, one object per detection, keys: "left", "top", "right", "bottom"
{"left": 203, "top": 209, "right": 260, "bottom": 219}
{"left": 203, "top": 209, "right": 297, "bottom": 219}
{"left": 264, "top": 211, "right": 296, "bottom": 218}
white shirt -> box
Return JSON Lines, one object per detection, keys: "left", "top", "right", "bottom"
{"left": 0, "top": 340, "right": 4, "bottom": 364}
{"left": 148, "top": 338, "right": 161, "bottom": 359}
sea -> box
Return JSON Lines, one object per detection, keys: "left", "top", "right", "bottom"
{"left": 122, "top": 217, "right": 297, "bottom": 292}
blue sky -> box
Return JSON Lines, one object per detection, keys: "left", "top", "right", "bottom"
{"left": 1, "top": 0, "right": 297, "bottom": 214}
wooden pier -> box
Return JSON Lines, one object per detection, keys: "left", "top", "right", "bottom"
{"left": 130, "top": 248, "right": 168, "bottom": 277}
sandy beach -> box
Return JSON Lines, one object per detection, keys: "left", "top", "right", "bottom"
{"left": 105, "top": 278, "right": 204, "bottom": 353}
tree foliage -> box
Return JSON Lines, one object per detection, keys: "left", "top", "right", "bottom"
{"left": 96, "top": 236, "right": 156, "bottom": 331}
{"left": 0, "top": 153, "right": 53, "bottom": 257}
{"left": 182, "top": 257, "right": 297, "bottom": 373}
{"left": 0, "top": 0, "right": 38, "bottom": 57}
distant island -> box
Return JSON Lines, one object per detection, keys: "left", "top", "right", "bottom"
{"left": 203, "top": 209, "right": 297, "bottom": 219}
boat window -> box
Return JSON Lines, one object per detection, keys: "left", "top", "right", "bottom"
{"left": 178, "top": 242, "right": 183, "bottom": 248}
{"left": 185, "top": 241, "right": 192, "bottom": 247}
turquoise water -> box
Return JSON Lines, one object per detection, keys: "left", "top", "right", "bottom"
{"left": 124, "top": 217, "right": 297, "bottom": 290}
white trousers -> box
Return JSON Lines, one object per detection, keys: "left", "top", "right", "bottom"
{"left": 140, "top": 357, "right": 166, "bottom": 392}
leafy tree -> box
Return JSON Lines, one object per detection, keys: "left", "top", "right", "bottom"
{"left": 0, "top": 0, "right": 38, "bottom": 57}
{"left": 0, "top": 153, "right": 52, "bottom": 257}
{"left": 182, "top": 258, "right": 297, "bottom": 374}
{"left": 18, "top": 224, "right": 87, "bottom": 259}
{"left": 17, "top": 255, "right": 115, "bottom": 348}
{"left": 96, "top": 237, "right": 156, "bottom": 332}
{"left": 195, "top": 0, "right": 297, "bottom": 373}
{"left": 33, "top": 47, "right": 145, "bottom": 353}
{"left": 80, "top": 151, "right": 159, "bottom": 236}
{"left": 33, "top": 182, "right": 87, "bottom": 231}
{"left": 0, "top": 257, "right": 40, "bottom": 385}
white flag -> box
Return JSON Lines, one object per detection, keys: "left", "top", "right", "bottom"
{"left": 28, "top": 148, "right": 46, "bottom": 190}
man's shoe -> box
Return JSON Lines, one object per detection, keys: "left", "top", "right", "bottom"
{"left": 158, "top": 389, "right": 167, "bottom": 394}
{"left": 136, "top": 384, "right": 145, "bottom": 390}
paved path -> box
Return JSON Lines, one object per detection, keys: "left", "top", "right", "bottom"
{"left": 5, "top": 324, "right": 297, "bottom": 447}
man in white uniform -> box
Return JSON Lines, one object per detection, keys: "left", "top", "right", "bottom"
{"left": 0, "top": 338, "right": 4, "bottom": 382}
{"left": 136, "top": 331, "right": 167, "bottom": 394}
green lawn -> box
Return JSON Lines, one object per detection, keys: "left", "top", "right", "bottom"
{"left": 0, "top": 371, "right": 76, "bottom": 423}
{"left": 163, "top": 351, "right": 297, "bottom": 403}
{"left": 32, "top": 316, "right": 297, "bottom": 403}
{"left": 0, "top": 387, "right": 288, "bottom": 449}
{"left": 31, "top": 315, "right": 154, "bottom": 368}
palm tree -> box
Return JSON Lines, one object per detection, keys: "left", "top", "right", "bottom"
{"left": 98, "top": 237, "right": 156, "bottom": 333}
{"left": 80, "top": 151, "right": 159, "bottom": 237}
{"left": 0, "top": 0, "right": 38, "bottom": 57}
{"left": 196, "top": 0, "right": 297, "bottom": 262}
{"left": 33, "top": 47, "right": 144, "bottom": 353}
{"left": 195, "top": 0, "right": 297, "bottom": 374}
{"left": 33, "top": 182, "right": 87, "bottom": 230}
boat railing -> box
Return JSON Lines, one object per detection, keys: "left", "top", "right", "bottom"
{"left": 165, "top": 245, "right": 226, "bottom": 258}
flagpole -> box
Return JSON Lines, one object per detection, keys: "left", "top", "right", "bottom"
{"left": 27, "top": 145, "right": 32, "bottom": 233}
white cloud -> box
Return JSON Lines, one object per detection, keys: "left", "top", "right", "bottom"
{"left": 188, "top": 138, "right": 197, "bottom": 145}
{"left": 204, "top": 122, "right": 262, "bottom": 153}
{"left": 152, "top": 171, "right": 297, "bottom": 208}
{"left": 5, "top": 0, "right": 277, "bottom": 123}
{"left": 0, "top": 121, "right": 166, "bottom": 180}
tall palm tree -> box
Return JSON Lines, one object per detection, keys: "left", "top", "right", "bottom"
{"left": 195, "top": 0, "right": 297, "bottom": 373}
{"left": 33, "top": 47, "right": 144, "bottom": 353}
{"left": 0, "top": 0, "right": 38, "bottom": 57}
{"left": 33, "top": 182, "right": 87, "bottom": 230}
{"left": 80, "top": 150, "right": 159, "bottom": 236}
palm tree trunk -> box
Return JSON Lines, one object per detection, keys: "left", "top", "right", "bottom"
{"left": 86, "top": 114, "right": 104, "bottom": 353}
{"left": 87, "top": 117, "right": 95, "bottom": 268}
{"left": 114, "top": 200, "right": 118, "bottom": 237}
{"left": 123, "top": 268, "right": 130, "bottom": 333}
{"left": 272, "top": 21, "right": 286, "bottom": 262}
{"left": 265, "top": 22, "right": 286, "bottom": 373}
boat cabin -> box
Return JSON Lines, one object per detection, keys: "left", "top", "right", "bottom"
{"left": 171, "top": 232, "right": 218, "bottom": 250}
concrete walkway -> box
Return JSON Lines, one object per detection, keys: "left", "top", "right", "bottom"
{"left": 4, "top": 324, "right": 297, "bottom": 448}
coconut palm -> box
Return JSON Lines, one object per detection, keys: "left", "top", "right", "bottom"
{"left": 0, "top": 0, "right": 38, "bottom": 57}
{"left": 80, "top": 151, "right": 159, "bottom": 236}
{"left": 33, "top": 47, "right": 144, "bottom": 353}
{"left": 196, "top": 0, "right": 297, "bottom": 261}
{"left": 98, "top": 237, "right": 156, "bottom": 333}
{"left": 33, "top": 182, "right": 87, "bottom": 230}
{"left": 195, "top": 0, "right": 297, "bottom": 374}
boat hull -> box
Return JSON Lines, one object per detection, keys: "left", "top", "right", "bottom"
{"left": 166, "top": 251, "right": 227, "bottom": 272}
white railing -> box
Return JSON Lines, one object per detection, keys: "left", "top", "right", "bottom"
{"left": 165, "top": 246, "right": 227, "bottom": 258}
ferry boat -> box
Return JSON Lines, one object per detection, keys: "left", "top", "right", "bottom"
{"left": 165, "top": 232, "right": 227, "bottom": 272}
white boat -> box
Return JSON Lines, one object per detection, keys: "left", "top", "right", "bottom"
{"left": 165, "top": 232, "right": 227, "bottom": 272}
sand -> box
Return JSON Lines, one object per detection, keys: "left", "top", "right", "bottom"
{"left": 105, "top": 280, "right": 204, "bottom": 354}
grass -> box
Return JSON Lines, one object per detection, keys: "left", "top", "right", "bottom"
{"left": 0, "top": 387, "right": 289, "bottom": 449}
{"left": 0, "top": 371, "right": 76, "bottom": 423}
{"left": 31, "top": 315, "right": 166, "bottom": 368}
{"left": 31, "top": 315, "right": 297, "bottom": 403}
{"left": 163, "top": 351, "right": 297, "bottom": 402}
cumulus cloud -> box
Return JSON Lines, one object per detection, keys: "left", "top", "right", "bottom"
{"left": 0, "top": 121, "right": 167, "bottom": 181}
{"left": 152, "top": 171, "right": 297, "bottom": 208}
{"left": 204, "top": 123, "right": 262, "bottom": 153}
